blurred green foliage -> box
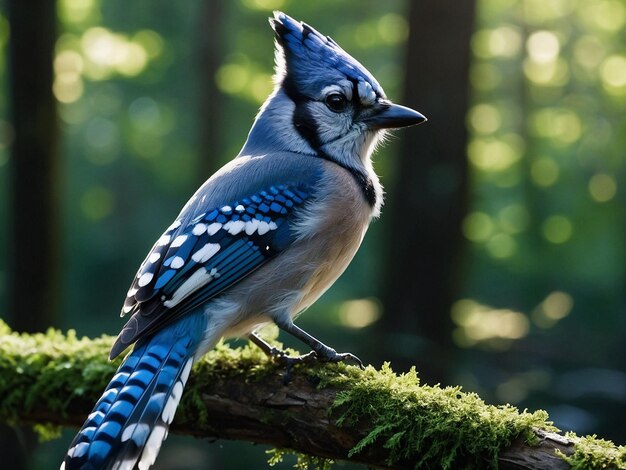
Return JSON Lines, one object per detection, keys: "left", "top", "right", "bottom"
{"left": 458, "top": 0, "right": 626, "bottom": 449}
{"left": 0, "top": 0, "right": 624, "bottom": 468}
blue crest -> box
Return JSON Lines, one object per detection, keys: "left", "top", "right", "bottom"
{"left": 270, "top": 11, "right": 385, "bottom": 100}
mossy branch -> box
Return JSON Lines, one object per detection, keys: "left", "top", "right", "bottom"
{"left": 0, "top": 321, "right": 624, "bottom": 469}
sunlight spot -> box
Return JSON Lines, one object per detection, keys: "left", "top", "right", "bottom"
{"left": 250, "top": 73, "right": 273, "bottom": 105}
{"left": 531, "top": 108, "right": 582, "bottom": 144}
{"left": 53, "top": 75, "right": 84, "bottom": 103}
{"left": 468, "top": 138, "right": 521, "bottom": 172}
{"left": 452, "top": 299, "right": 529, "bottom": 349}
{"left": 574, "top": 36, "right": 606, "bottom": 70}
{"left": 133, "top": 30, "right": 164, "bottom": 59}
{"left": 462, "top": 212, "right": 494, "bottom": 242}
{"left": 82, "top": 27, "right": 122, "bottom": 66}
{"left": 241, "top": 0, "right": 286, "bottom": 11}
{"left": 523, "top": 0, "right": 574, "bottom": 23}
{"left": 81, "top": 27, "right": 151, "bottom": 79}
{"left": 486, "top": 233, "right": 517, "bottom": 259}
{"left": 472, "top": 26, "right": 521, "bottom": 58}
{"left": 59, "top": 0, "right": 97, "bottom": 24}
{"left": 53, "top": 50, "right": 85, "bottom": 103}
{"left": 490, "top": 26, "right": 522, "bottom": 57}
{"left": 587, "top": 0, "right": 626, "bottom": 32}
{"left": 531, "top": 157, "right": 559, "bottom": 187}
{"left": 377, "top": 14, "right": 409, "bottom": 45}
{"left": 543, "top": 291, "right": 573, "bottom": 320}
{"left": 468, "top": 104, "right": 501, "bottom": 134}
{"left": 338, "top": 298, "right": 381, "bottom": 329}
{"left": 601, "top": 55, "right": 626, "bottom": 95}
{"left": 527, "top": 31, "right": 560, "bottom": 64}
{"left": 532, "top": 291, "right": 573, "bottom": 328}
{"left": 55, "top": 50, "right": 84, "bottom": 76}
{"left": 542, "top": 215, "right": 572, "bottom": 244}
{"left": 588, "top": 173, "right": 617, "bottom": 202}
{"left": 471, "top": 30, "right": 492, "bottom": 59}
{"left": 215, "top": 63, "right": 249, "bottom": 94}
{"left": 117, "top": 42, "right": 148, "bottom": 76}
{"left": 523, "top": 57, "right": 569, "bottom": 86}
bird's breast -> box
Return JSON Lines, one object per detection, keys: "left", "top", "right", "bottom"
{"left": 287, "top": 161, "right": 378, "bottom": 314}
{"left": 213, "top": 159, "right": 380, "bottom": 333}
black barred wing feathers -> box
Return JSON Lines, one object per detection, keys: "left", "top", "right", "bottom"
{"left": 110, "top": 184, "right": 310, "bottom": 359}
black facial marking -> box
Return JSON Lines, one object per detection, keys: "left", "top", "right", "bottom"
{"left": 282, "top": 76, "right": 308, "bottom": 105}
{"left": 347, "top": 167, "right": 377, "bottom": 207}
{"left": 282, "top": 76, "right": 377, "bottom": 207}
{"left": 293, "top": 102, "right": 322, "bottom": 149}
{"left": 347, "top": 77, "right": 359, "bottom": 103}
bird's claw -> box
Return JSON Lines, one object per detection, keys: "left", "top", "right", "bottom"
{"left": 278, "top": 348, "right": 365, "bottom": 382}
{"left": 322, "top": 351, "right": 364, "bottom": 369}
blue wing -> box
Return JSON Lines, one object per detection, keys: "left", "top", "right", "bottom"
{"left": 110, "top": 183, "right": 310, "bottom": 359}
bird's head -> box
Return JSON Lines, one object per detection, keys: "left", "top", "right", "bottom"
{"left": 241, "top": 12, "right": 426, "bottom": 172}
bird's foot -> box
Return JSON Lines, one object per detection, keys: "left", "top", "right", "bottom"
{"left": 314, "top": 347, "right": 364, "bottom": 369}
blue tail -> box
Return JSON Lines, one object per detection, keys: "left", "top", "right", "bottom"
{"left": 62, "top": 313, "right": 206, "bottom": 470}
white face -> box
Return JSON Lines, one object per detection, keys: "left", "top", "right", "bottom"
{"left": 300, "top": 79, "right": 386, "bottom": 171}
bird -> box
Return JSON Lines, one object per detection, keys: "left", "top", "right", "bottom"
{"left": 62, "top": 11, "right": 426, "bottom": 470}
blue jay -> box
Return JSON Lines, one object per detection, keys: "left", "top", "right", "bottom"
{"left": 62, "top": 11, "right": 425, "bottom": 470}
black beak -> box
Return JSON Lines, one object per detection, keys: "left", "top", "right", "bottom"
{"left": 364, "top": 102, "right": 427, "bottom": 130}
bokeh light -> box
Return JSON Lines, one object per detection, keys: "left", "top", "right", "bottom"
{"left": 452, "top": 299, "right": 530, "bottom": 349}
{"left": 338, "top": 298, "right": 381, "bottom": 329}
{"left": 588, "top": 173, "right": 617, "bottom": 202}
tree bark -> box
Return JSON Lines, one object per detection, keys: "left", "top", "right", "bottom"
{"left": 380, "top": 0, "right": 475, "bottom": 382}
{"left": 12, "top": 373, "right": 576, "bottom": 469}
{"left": 1, "top": 325, "right": 619, "bottom": 469}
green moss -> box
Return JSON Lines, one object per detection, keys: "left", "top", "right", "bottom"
{"left": 1, "top": 319, "right": 625, "bottom": 469}
{"left": 267, "top": 448, "right": 334, "bottom": 470}
{"left": 0, "top": 320, "right": 121, "bottom": 426}
{"left": 558, "top": 433, "right": 626, "bottom": 469}
{"left": 321, "top": 363, "right": 556, "bottom": 469}
{"left": 33, "top": 422, "right": 63, "bottom": 442}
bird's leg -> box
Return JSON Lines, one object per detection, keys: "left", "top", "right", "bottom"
{"left": 273, "top": 318, "right": 364, "bottom": 368}
{"left": 248, "top": 331, "right": 288, "bottom": 358}
{"left": 248, "top": 330, "right": 317, "bottom": 384}
{"left": 248, "top": 330, "right": 317, "bottom": 366}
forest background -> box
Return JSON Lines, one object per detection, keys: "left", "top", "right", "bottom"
{"left": 0, "top": 0, "right": 624, "bottom": 468}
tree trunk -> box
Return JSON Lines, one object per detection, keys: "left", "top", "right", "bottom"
{"left": 380, "top": 0, "right": 475, "bottom": 382}
{"left": 7, "top": 0, "right": 59, "bottom": 333}
{"left": 4, "top": 1, "right": 58, "bottom": 467}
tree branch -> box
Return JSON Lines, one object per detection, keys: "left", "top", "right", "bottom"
{"left": 0, "top": 321, "right": 624, "bottom": 469}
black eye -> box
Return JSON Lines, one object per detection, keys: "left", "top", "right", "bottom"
{"left": 325, "top": 93, "right": 348, "bottom": 112}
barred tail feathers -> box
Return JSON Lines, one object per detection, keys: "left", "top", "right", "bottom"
{"left": 62, "top": 313, "right": 206, "bottom": 470}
